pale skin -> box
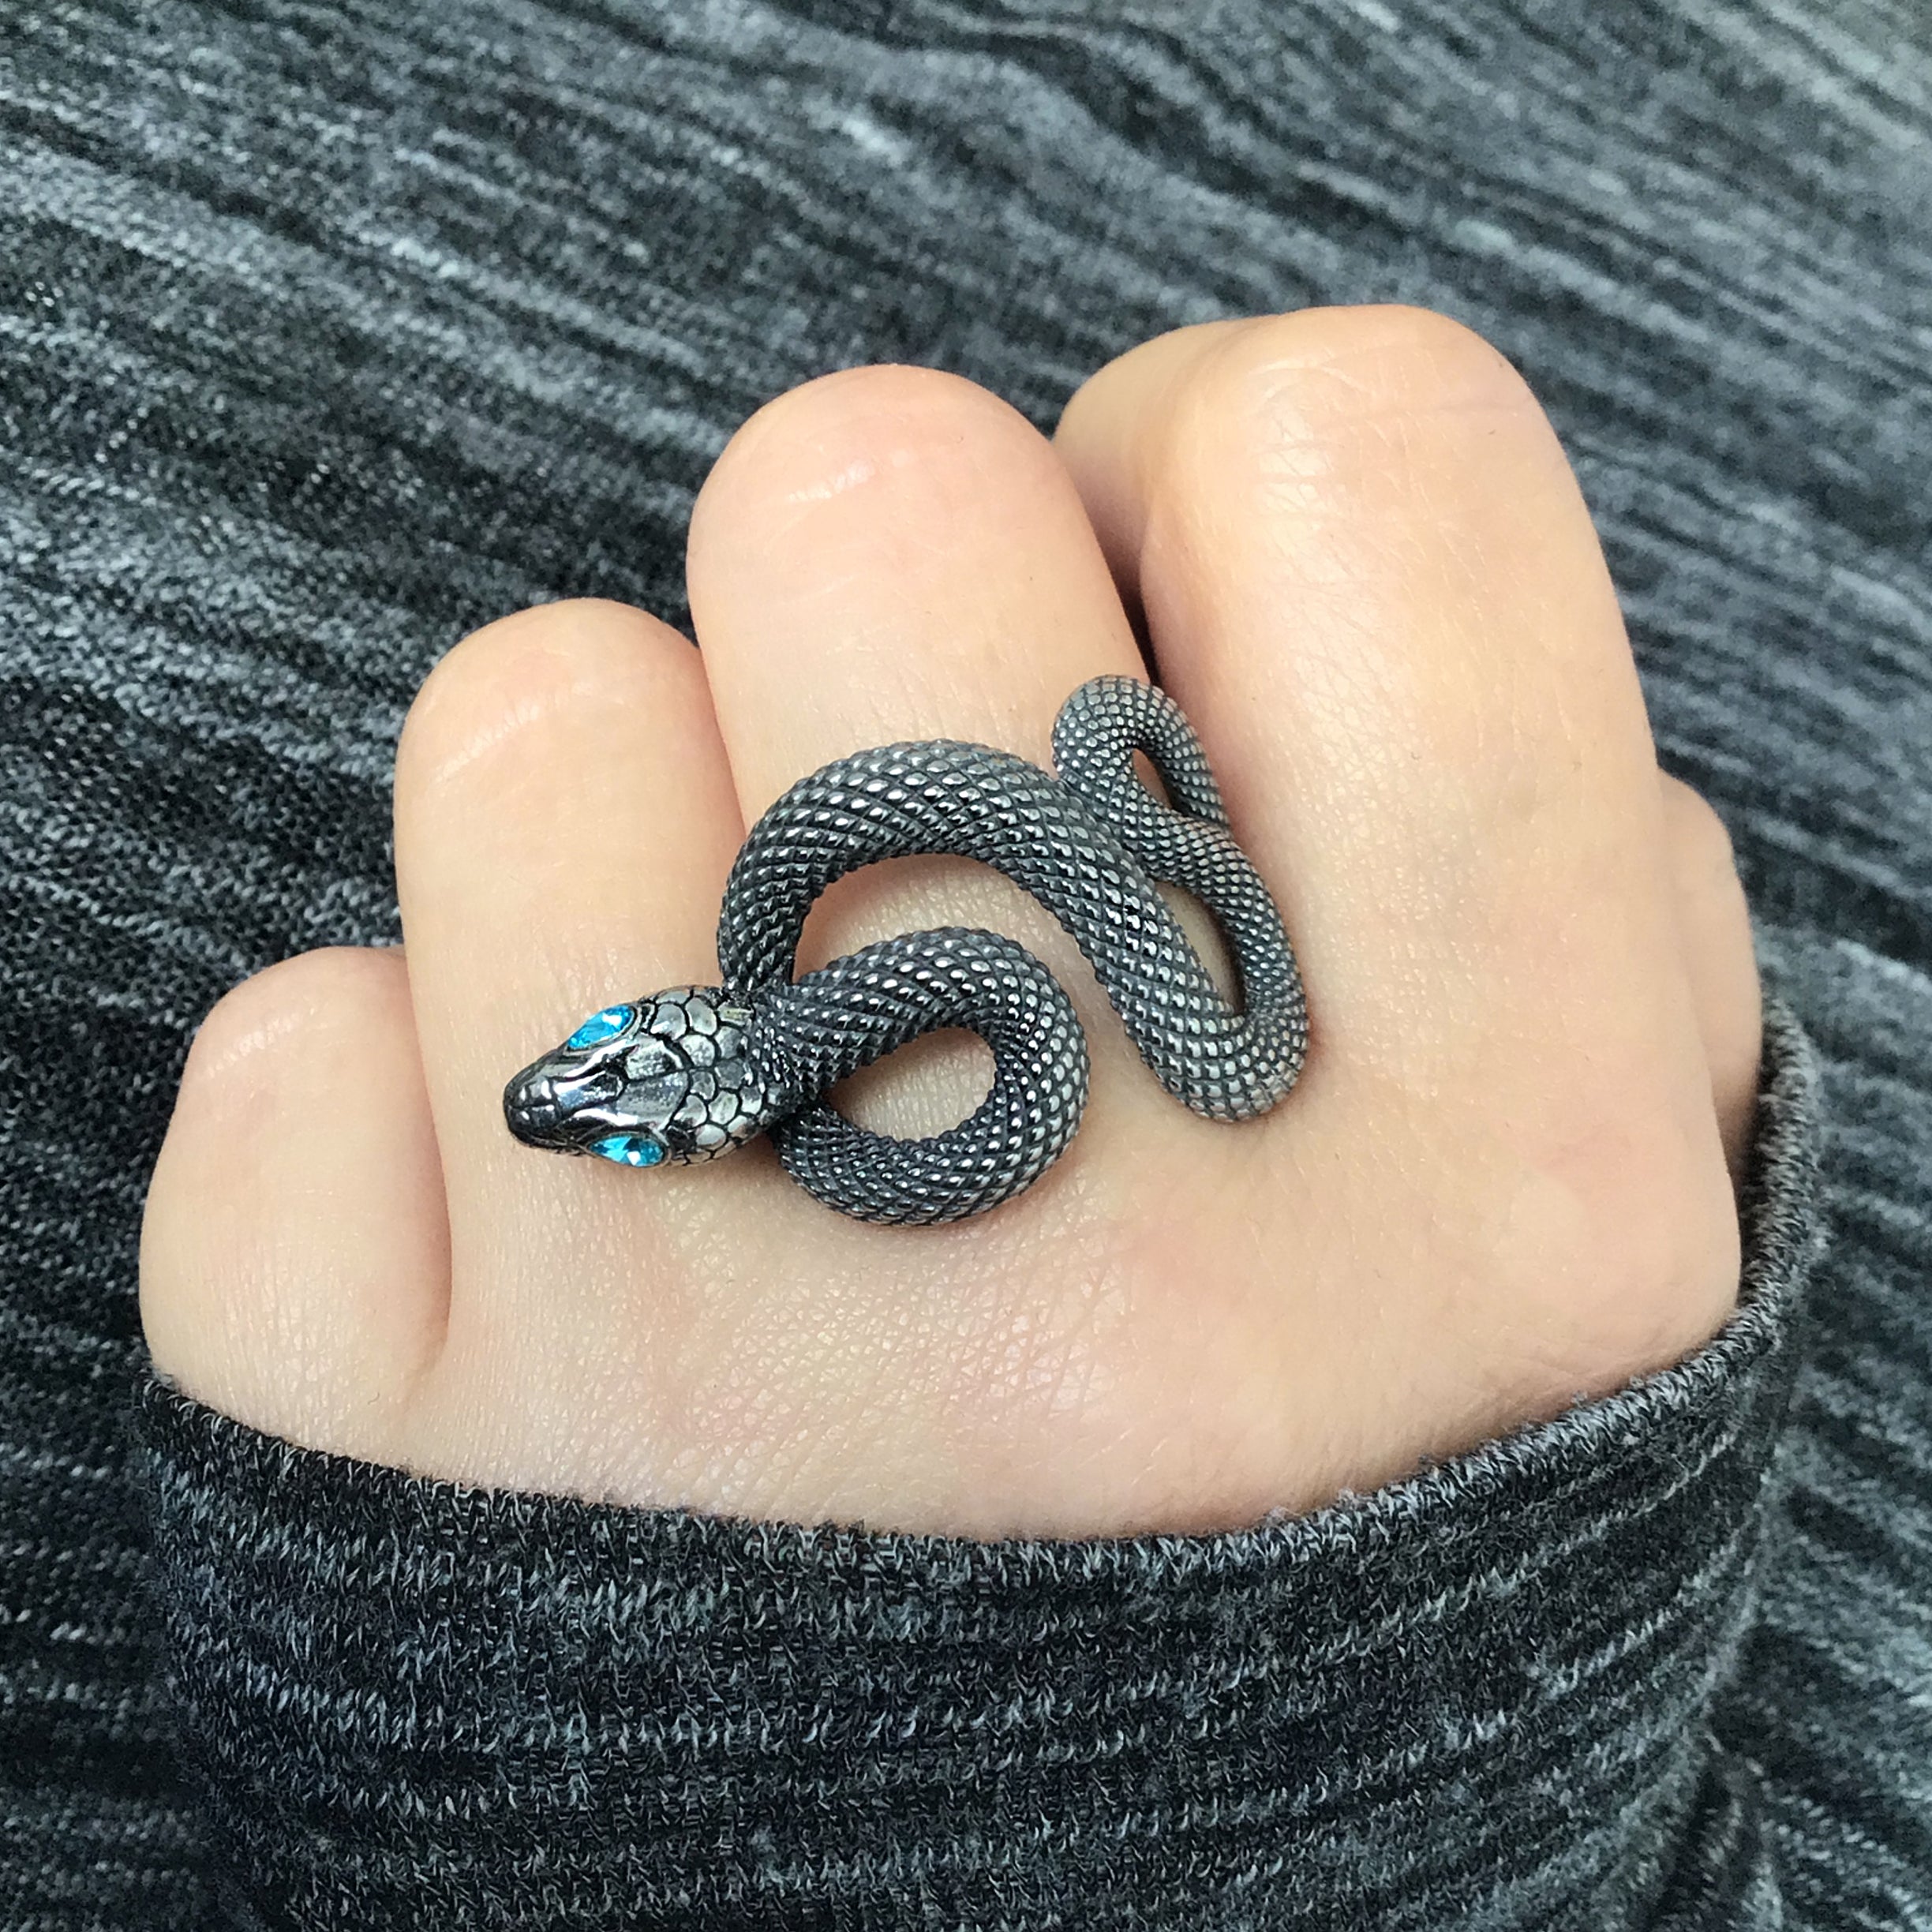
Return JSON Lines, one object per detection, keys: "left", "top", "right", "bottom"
{"left": 139, "top": 305, "right": 1762, "bottom": 1540}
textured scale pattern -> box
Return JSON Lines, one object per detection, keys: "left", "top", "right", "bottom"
{"left": 722, "top": 674, "right": 1308, "bottom": 1222}
{"left": 505, "top": 676, "right": 1309, "bottom": 1223}
{"left": 757, "top": 930, "right": 1088, "bottom": 1224}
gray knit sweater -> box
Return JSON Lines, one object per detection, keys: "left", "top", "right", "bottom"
{"left": 3, "top": 4, "right": 1928, "bottom": 1928}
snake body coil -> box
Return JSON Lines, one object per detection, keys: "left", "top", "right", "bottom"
{"left": 505, "top": 676, "right": 1308, "bottom": 1223}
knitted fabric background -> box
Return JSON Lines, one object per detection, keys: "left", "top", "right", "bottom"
{"left": 2, "top": 2, "right": 1927, "bottom": 1924}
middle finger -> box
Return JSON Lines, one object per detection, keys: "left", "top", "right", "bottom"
{"left": 685, "top": 365, "right": 1163, "bottom": 1148}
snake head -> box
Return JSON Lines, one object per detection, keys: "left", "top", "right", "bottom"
{"left": 503, "top": 987, "right": 766, "bottom": 1167}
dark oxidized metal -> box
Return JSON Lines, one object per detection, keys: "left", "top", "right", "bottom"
{"left": 504, "top": 675, "right": 1309, "bottom": 1224}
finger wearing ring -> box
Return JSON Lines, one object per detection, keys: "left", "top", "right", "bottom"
{"left": 505, "top": 675, "right": 1308, "bottom": 1224}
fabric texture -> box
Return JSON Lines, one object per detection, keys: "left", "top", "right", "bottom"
{"left": 2, "top": 2, "right": 1929, "bottom": 1927}
{"left": 138, "top": 997, "right": 1823, "bottom": 1930}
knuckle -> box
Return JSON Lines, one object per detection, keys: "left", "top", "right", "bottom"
{"left": 1660, "top": 773, "right": 1743, "bottom": 886}
{"left": 185, "top": 947, "right": 406, "bottom": 1096}
{"left": 399, "top": 597, "right": 685, "bottom": 791}
{"left": 442, "top": 594, "right": 665, "bottom": 687}
{"left": 1324, "top": 302, "right": 1533, "bottom": 393}
{"left": 430, "top": 598, "right": 659, "bottom": 697}
{"left": 698, "top": 363, "right": 1041, "bottom": 524}
{"left": 1166, "top": 302, "right": 1544, "bottom": 489}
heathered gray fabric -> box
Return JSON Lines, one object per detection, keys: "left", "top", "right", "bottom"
{"left": 1, "top": 1, "right": 1927, "bottom": 1926}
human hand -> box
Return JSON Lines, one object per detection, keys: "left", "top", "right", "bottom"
{"left": 140, "top": 306, "right": 1760, "bottom": 1537}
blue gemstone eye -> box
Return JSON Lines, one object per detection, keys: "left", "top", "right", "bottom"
{"left": 564, "top": 1004, "right": 634, "bottom": 1050}
{"left": 589, "top": 1133, "right": 664, "bottom": 1168}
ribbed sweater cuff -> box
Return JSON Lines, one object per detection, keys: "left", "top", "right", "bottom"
{"left": 137, "top": 994, "right": 1824, "bottom": 1931}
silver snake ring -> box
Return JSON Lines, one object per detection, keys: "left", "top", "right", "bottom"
{"left": 504, "top": 675, "right": 1309, "bottom": 1224}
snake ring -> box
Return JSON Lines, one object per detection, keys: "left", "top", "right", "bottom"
{"left": 504, "top": 675, "right": 1309, "bottom": 1224}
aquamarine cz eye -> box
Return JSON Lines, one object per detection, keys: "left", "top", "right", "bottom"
{"left": 564, "top": 1004, "right": 634, "bottom": 1050}
{"left": 590, "top": 1133, "right": 664, "bottom": 1167}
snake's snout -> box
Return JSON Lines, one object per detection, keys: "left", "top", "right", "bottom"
{"left": 504, "top": 1050, "right": 675, "bottom": 1170}
{"left": 503, "top": 1060, "right": 623, "bottom": 1146}
{"left": 503, "top": 1067, "right": 564, "bottom": 1144}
